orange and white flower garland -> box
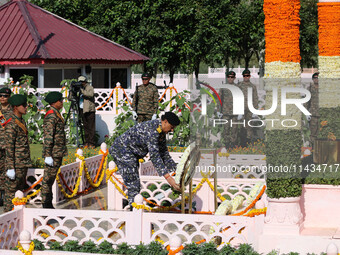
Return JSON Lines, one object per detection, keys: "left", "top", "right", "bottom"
{"left": 263, "top": 0, "right": 302, "bottom": 130}
{"left": 318, "top": 1, "right": 340, "bottom": 108}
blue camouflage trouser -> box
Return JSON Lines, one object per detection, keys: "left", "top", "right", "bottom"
{"left": 109, "top": 144, "right": 140, "bottom": 205}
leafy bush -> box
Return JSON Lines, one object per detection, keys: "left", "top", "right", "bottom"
{"left": 265, "top": 130, "right": 302, "bottom": 198}
{"left": 63, "top": 240, "right": 81, "bottom": 251}
{"left": 105, "top": 90, "right": 191, "bottom": 148}
{"left": 32, "top": 239, "right": 45, "bottom": 250}
{"left": 318, "top": 107, "right": 340, "bottom": 140}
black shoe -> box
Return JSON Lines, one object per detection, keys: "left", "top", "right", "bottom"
{"left": 43, "top": 202, "right": 55, "bottom": 209}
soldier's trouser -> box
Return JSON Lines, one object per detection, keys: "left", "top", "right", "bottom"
{"left": 137, "top": 114, "right": 152, "bottom": 123}
{"left": 0, "top": 149, "right": 5, "bottom": 189}
{"left": 41, "top": 157, "right": 63, "bottom": 205}
{"left": 82, "top": 111, "right": 96, "bottom": 147}
{"left": 222, "top": 116, "right": 238, "bottom": 148}
{"left": 109, "top": 145, "right": 140, "bottom": 205}
{"left": 4, "top": 167, "right": 28, "bottom": 212}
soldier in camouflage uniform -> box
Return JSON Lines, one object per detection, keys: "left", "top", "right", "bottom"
{"left": 109, "top": 112, "right": 181, "bottom": 206}
{"left": 218, "top": 71, "right": 238, "bottom": 148}
{"left": 4, "top": 94, "right": 31, "bottom": 212}
{"left": 237, "top": 69, "right": 259, "bottom": 146}
{"left": 42, "top": 92, "right": 68, "bottom": 208}
{"left": 131, "top": 73, "right": 159, "bottom": 123}
{"left": 0, "top": 87, "right": 13, "bottom": 206}
{"left": 307, "top": 73, "right": 319, "bottom": 145}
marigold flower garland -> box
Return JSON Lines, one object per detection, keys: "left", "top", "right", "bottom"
{"left": 17, "top": 241, "right": 34, "bottom": 255}
{"left": 318, "top": 2, "right": 340, "bottom": 57}
{"left": 84, "top": 150, "right": 108, "bottom": 188}
{"left": 263, "top": 0, "right": 301, "bottom": 63}
{"left": 12, "top": 189, "right": 41, "bottom": 206}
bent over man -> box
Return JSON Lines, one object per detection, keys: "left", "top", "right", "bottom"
{"left": 109, "top": 112, "right": 180, "bottom": 206}
{"left": 42, "top": 92, "right": 67, "bottom": 208}
{"left": 4, "top": 94, "right": 31, "bottom": 212}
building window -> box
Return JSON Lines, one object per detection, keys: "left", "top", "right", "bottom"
{"left": 64, "top": 69, "right": 80, "bottom": 80}
{"left": 111, "top": 68, "right": 127, "bottom": 88}
{"left": 10, "top": 69, "right": 38, "bottom": 87}
{"left": 92, "top": 69, "right": 109, "bottom": 88}
{"left": 44, "top": 69, "right": 62, "bottom": 88}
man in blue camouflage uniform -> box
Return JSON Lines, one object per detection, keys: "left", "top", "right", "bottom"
{"left": 109, "top": 112, "right": 181, "bottom": 206}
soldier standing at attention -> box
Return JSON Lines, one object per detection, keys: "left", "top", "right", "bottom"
{"left": 109, "top": 112, "right": 181, "bottom": 207}
{"left": 42, "top": 92, "right": 68, "bottom": 209}
{"left": 306, "top": 72, "right": 319, "bottom": 146}
{"left": 238, "top": 69, "right": 259, "bottom": 146}
{"left": 217, "top": 71, "right": 238, "bottom": 148}
{"left": 4, "top": 94, "right": 31, "bottom": 212}
{"left": 131, "top": 73, "right": 159, "bottom": 123}
{"left": 0, "top": 87, "right": 13, "bottom": 206}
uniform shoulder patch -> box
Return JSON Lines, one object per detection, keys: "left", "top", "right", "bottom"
{"left": 44, "top": 109, "right": 55, "bottom": 118}
{"left": 156, "top": 125, "right": 162, "bottom": 133}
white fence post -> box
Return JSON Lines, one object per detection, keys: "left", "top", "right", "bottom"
{"left": 326, "top": 243, "right": 338, "bottom": 255}
{"left": 107, "top": 160, "right": 117, "bottom": 210}
{"left": 13, "top": 190, "right": 25, "bottom": 211}
{"left": 76, "top": 148, "right": 84, "bottom": 208}
{"left": 126, "top": 194, "right": 144, "bottom": 245}
{"left": 169, "top": 235, "right": 182, "bottom": 255}
{"left": 19, "top": 230, "right": 31, "bottom": 251}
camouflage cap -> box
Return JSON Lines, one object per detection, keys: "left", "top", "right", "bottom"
{"left": 312, "top": 72, "right": 319, "bottom": 79}
{"left": 141, "top": 72, "right": 152, "bottom": 78}
{"left": 45, "top": 91, "right": 63, "bottom": 104}
{"left": 242, "top": 69, "right": 251, "bottom": 75}
{"left": 227, "top": 71, "right": 236, "bottom": 77}
{"left": 8, "top": 94, "right": 27, "bottom": 106}
{"left": 0, "top": 87, "right": 12, "bottom": 95}
{"left": 163, "top": 112, "right": 180, "bottom": 126}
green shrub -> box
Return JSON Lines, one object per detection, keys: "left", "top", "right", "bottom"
{"left": 265, "top": 130, "right": 302, "bottom": 198}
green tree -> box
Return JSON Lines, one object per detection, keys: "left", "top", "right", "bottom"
{"left": 300, "top": 0, "right": 318, "bottom": 68}
{"left": 229, "top": 0, "right": 265, "bottom": 70}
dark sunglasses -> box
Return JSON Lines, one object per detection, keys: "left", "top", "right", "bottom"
{"left": 227, "top": 76, "right": 235, "bottom": 78}
{"left": 20, "top": 103, "right": 28, "bottom": 107}
{"left": 142, "top": 78, "right": 150, "bottom": 80}
{"left": 0, "top": 94, "right": 9, "bottom": 98}
{"left": 243, "top": 75, "right": 250, "bottom": 77}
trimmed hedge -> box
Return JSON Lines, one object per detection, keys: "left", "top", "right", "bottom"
{"left": 265, "top": 129, "right": 303, "bottom": 198}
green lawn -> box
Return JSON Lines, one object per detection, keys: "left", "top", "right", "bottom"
{"left": 30, "top": 144, "right": 84, "bottom": 160}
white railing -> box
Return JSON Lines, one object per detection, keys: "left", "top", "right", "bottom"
{"left": 0, "top": 201, "right": 262, "bottom": 250}
{"left": 29, "top": 88, "right": 185, "bottom": 113}
{"left": 107, "top": 173, "right": 265, "bottom": 212}
{"left": 140, "top": 153, "right": 266, "bottom": 179}
{"left": 25, "top": 145, "right": 107, "bottom": 205}
{"left": 0, "top": 209, "right": 23, "bottom": 249}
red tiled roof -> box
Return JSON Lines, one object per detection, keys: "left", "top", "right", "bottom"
{"left": 0, "top": 0, "right": 149, "bottom": 64}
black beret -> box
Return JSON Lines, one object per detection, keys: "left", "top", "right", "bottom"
{"left": 312, "top": 72, "right": 319, "bottom": 79}
{"left": 141, "top": 72, "right": 152, "bottom": 78}
{"left": 227, "top": 71, "right": 236, "bottom": 76}
{"left": 0, "top": 87, "right": 12, "bottom": 95}
{"left": 8, "top": 94, "right": 27, "bottom": 106}
{"left": 45, "top": 91, "right": 63, "bottom": 104}
{"left": 242, "top": 69, "right": 251, "bottom": 75}
{"left": 163, "top": 112, "right": 180, "bottom": 126}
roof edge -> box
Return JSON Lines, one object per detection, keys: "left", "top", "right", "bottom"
{"left": 26, "top": 1, "right": 150, "bottom": 61}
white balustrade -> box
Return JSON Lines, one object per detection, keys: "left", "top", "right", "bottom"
{"left": 0, "top": 205, "right": 260, "bottom": 250}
